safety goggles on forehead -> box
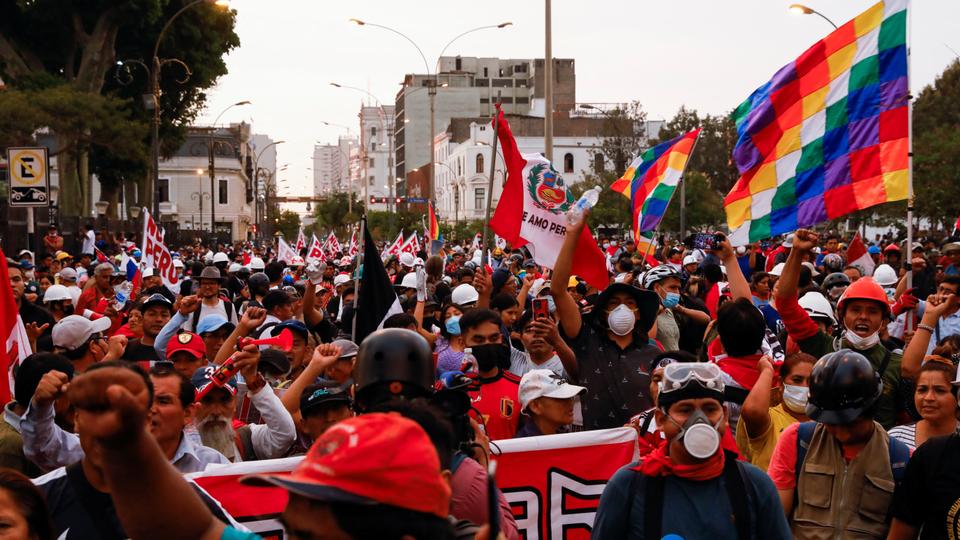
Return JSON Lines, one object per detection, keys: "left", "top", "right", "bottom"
{"left": 660, "top": 362, "right": 724, "bottom": 394}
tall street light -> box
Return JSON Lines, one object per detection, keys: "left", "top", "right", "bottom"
{"left": 145, "top": 0, "right": 231, "bottom": 222}
{"left": 207, "top": 100, "right": 251, "bottom": 238}
{"left": 788, "top": 4, "right": 839, "bottom": 30}
{"left": 253, "top": 140, "right": 285, "bottom": 242}
{"left": 349, "top": 19, "right": 511, "bottom": 214}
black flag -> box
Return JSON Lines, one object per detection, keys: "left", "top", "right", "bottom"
{"left": 353, "top": 218, "right": 403, "bottom": 344}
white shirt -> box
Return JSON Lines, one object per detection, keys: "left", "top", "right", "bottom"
{"left": 182, "top": 299, "right": 237, "bottom": 332}
{"left": 81, "top": 230, "right": 95, "bottom": 255}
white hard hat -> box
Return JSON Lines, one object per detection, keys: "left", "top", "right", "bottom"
{"left": 228, "top": 262, "right": 242, "bottom": 273}
{"left": 172, "top": 259, "right": 184, "bottom": 268}
{"left": 334, "top": 273, "right": 351, "bottom": 287}
{"left": 399, "top": 252, "right": 415, "bottom": 268}
{"left": 451, "top": 283, "right": 479, "bottom": 306}
{"left": 799, "top": 291, "right": 837, "bottom": 325}
{"left": 399, "top": 272, "right": 418, "bottom": 289}
{"left": 213, "top": 252, "right": 230, "bottom": 264}
{"left": 249, "top": 257, "right": 265, "bottom": 271}
{"left": 414, "top": 257, "right": 424, "bottom": 266}
{"left": 290, "top": 256, "right": 305, "bottom": 267}
{"left": 873, "top": 264, "right": 898, "bottom": 286}
{"left": 769, "top": 262, "right": 786, "bottom": 277}
{"left": 204, "top": 251, "right": 214, "bottom": 263}
{"left": 43, "top": 284, "right": 72, "bottom": 303}
{"left": 801, "top": 261, "right": 821, "bottom": 277}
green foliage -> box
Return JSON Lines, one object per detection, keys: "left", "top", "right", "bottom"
{"left": 570, "top": 172, "right": 631, "bottom": 235}
{"left": 654, "top": 106, "right": 739, "bottom": 194}
{"left": 311, "top": 192, "right": 363, "bottom": 235}
{"left": 594, "top": 101, "right": 648, "bottom": 176}
{"left": 913, "top": 60, "right": 960, "bottom": 232}
{"left": 366, "top": 210, "right": 425, "bottom": 242}
{"left": 276, "top": 210, "right": 301, "bottom": 240}
{"left": 659, "top": 171, "right": 725, "bottom": 232}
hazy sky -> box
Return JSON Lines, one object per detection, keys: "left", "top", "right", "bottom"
{"left": 196, "top": 0, "right": 959, "bottom": 216}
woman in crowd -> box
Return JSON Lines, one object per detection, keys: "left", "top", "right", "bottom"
{"left": 887, "top": 357, "right": 960, "bottom": 451}
{"left": 0, "top": 468, "right": 54, "bottom": 540}
{"left": 435, "top": 303, "right": 466, "bottom": 375}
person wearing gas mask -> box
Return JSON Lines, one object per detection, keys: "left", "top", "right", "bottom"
{"left": 593, "top": 362, "right": 790, "bottom": 539}
{"left": 776, "top": 228, "right": 905, "bottom": 428}
{"left": 767, "top": 349, "right": 910, "bottom": 539}
{"left": 551, "top": 214, "right": 662, "bottom": 430}
{"left": 735, "top": 352, "right": 815, "bottom": 471}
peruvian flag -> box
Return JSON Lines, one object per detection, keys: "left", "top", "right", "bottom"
{"left": 846, "top": 231, "right": 876, "bottom": 277}
{"left": 400, "top": 232, "right": 420, "bottom": 255}
{"left": 306, "top": 234, "right": 327, "bottom": 265}
{"left": 348, "top": 230, "right": 359, "bottom": 257}
{"left": 295, "top": 228, "right": 307, "bottom": 252}
{"left": 0, "top": 251, "right": 32, "bottom": 404}
{"left": 953, "top": 215, "right": 960, "bottom": 237}
{"left": 488, "top": 107, "right": 608, "bottom": 289}
{"left": 383, "top": 231, "right": 404, "bottom": 258}
{"left": 94, "top": 246, "right": 109, "bottom": 264}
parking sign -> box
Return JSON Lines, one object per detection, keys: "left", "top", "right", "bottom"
{"left": 7, "top": 147, "right": 49, "bottom": 207}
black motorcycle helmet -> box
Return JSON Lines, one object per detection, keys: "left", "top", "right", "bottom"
{"left": 354, "top": 328, "right": 434, "bottom": 412}
{"left": 822, "top": 272, "right": 851, "bottom": 294}
{"left": 247, "top": 272, "right": 270, "bottom": 298}
{"left": 806, "top": 349, "right": 883, "bottom": 424}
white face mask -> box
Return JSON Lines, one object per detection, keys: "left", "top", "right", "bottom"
{"left": 667, "top": 408, "right": 722, "bottom": 459}
{"left": 782, "top": 384, "right": 809, "bottom": 414}
{"left": 607, "top": 304, "right": 636, "bottom": 336}
{"left": 844, "top": 329, "right": 880, "bottom": 350}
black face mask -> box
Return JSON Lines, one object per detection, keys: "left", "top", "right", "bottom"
{"left": 471, "top": 343, "right": 510, "bottom": 372}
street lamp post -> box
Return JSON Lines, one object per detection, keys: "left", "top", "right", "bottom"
{"left": 207, "top": 100, "right": 251, "bottom": 239}
{"left": 252, "top": 140, "right": 285, "bottom": 242}
{"left": 788, "top": 4, "right": 839, "bottom": 29}
{"left": 349, "top": 19, "right": 511, "bottom": 214}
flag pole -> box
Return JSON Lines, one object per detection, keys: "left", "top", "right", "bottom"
{"left": 905, "top": 3, "right": 914, "bottom": 329}
{"left": 481, "top": 93, "right": 502, "bottom": 260}
{"left": 351, "top": 216, "right": 366, "bottom": 340}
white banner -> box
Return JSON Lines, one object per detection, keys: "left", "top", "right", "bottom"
{"left": 140, "top": 208, "right": 180, "bottom": 294}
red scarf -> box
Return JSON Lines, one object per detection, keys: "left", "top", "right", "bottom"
{"left": 634, "top": 439, "right": 725, "bottom": 481}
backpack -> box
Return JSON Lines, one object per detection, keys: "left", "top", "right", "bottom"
{"left": 794, "top": 421, "right": 910, "bottom": 487}
{"left": 628, "top": 449, "right": 754, "bottom": 540}
{"left": 192, "top": 298, "right": 235, "bottom": 331}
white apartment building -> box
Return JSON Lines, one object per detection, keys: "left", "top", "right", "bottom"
{"left": 313, "top": 136, "right": 359, "bottom": 198}
{"left": 359, "top": 104, "right": 395, "bottom": 212}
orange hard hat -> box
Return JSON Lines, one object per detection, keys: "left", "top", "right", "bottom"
{"left": 837, "top": 277, "right": 890, "bottom": 317}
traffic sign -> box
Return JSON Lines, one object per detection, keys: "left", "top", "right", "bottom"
{"left": 7, "top": 147, "right": 49, "bottom": 207}
{"left": 406, "top": 197, "right": 428, "bottom": 203}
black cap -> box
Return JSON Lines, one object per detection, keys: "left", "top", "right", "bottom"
{"left": 14, "top": 353, "right": 75, "bottom": 406}
{"left": 259, "top": 349, "right": 291, "bottom": 376}
{"left": 140, "top": 293, "right": 173, "bottom": 313}
{"left": 300, "top": 385, "right": 352, "bottom": 416}
{"left": 262, "top": 289, "right": 292, "bottom": 311}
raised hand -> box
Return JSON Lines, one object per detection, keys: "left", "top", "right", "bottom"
{"left": 240, "top": 306, "right": 267, "bottom": 332}
{"left": 792, "top": 229, "right": 819, "bottom": 253}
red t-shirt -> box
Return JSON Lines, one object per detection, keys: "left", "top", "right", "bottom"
{"left": 469, "top": 370, "right": 521, "bottom": 441}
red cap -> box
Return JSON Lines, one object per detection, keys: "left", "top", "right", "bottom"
{"left": 241, "top": 413, "right": 451, "bottom": 518}
{"left": 167, "top": 332, "right": 206, "bottom": 359}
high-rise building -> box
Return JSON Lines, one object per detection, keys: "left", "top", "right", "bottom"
{"left": 312, "top": 136, "right": 359, "bottom": 198}
{"left": 394, "top": 56, "right": 576, "bottom": 204}
{"left": 358, "top": 104, "right": 395, "bottom": 211}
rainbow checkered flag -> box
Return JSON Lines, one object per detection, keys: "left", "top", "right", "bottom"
{"left": 724, "top": 0, "right": 909, "bottom": 245}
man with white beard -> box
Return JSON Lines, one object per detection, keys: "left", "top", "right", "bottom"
{"left": 190, "top": 343, "right": 296, "bottom": 462}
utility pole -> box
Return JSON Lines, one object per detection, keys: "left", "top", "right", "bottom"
{"left": 544, "top": 0, "right": 554, "bottom": 162}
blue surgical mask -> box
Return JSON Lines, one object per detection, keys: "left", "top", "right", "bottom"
{"left": 662, "top": 292, "right": 681, "bottom": 309}
{"left": 445, "top": 315, "right": 462, "bottom": 336}
{"left": 546, "top": 296, "right": 556, "bottom": 314}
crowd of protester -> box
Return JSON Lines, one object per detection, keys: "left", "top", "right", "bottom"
{"left": 4, "top": 216, "right": 960, "bottom": 539}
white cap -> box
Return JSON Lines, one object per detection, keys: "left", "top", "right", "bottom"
{"left": 213, "top": 252, "right": 230, "bottom": 264}
{"left": 519, "top": 369, "right": 586, "bottom": 412}
{"left": 798, "top": 291, "right": 837, "bottom": 325}
{"left": 414, "top": 257, "right": 424, "bottom": 267}
{"left": 399, "top": 252, "right": 415, "bottom": 268}
{"left": 682, "top": 254, "right": 699, "bottom": 266}
{"left": 142, "top": 267, "right": 155, "bottom": 278}
{"left": 228, "top": 262, "right": 242, "bottom": 273}
{"left": 529, "top": 278, "right": 549, "bottom": 298}
{"left": 43, "top": 284, "right": 72, "bottom": 302}
{"left": 204, "top": 251, "right": 214, "bottom": 263}
{"left": 398, "top": 272, "right": 418, "bottom": 289}
{"left": 451, "top": 284, "right": 479, "bottom": 306}
{"left": 172, "top": 259, "right": 184, "bottom": 268}
{"left": 334, "top": 273, "right": 352, "bottom": 287}
{"left": 52, "top": 315, "right": 112, "bottom": 351}
{"left": 801, "top": 261, "right": 820, "bottom": 277}
{"left": 783, "top": 234, "right": 795, "bottom": 249}
{"left": 249, "top": 257, "right": 265, "bottom": 271}
{"left": 769, "top": 262, "right": 786, "bottom": 277}
{"left": 339, "top": 256, "right": 353, "bottom": 267}
{"left": 58, "top": 267, "right": 78, "bottom": 282}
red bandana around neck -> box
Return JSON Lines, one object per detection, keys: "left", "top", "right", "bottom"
{"left": 634, "top": 439, "right": 725, "bottom": 481}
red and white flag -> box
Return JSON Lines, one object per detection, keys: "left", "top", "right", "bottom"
{"left": 846, "top": 231, "right": 876, "bottom": 277}
{"left": 277, "top": 237, "right": 297, "bottom": 264}
{"left": 140, "top": 208, "right": 180, "bottom": 294}
{"left": 324, "top": 232, "right": 341, "bottom": 256}
{"left": 383, "top": 231, "right": 404, "bottom": 258}
{"left": 400, "top": 232, "right": 420, "bottom": 255}
{"left": 306, "top": 234, "right": 327, "bottom": 265}
{"left": 294, "top": 228, "right": 307, "bottom": 252}
{"left": 488, "top": 107, "right": 609, "bottom": 289}
{"left": 348, "top": 230, "right": 359, "bottom": 257}
{"left": 0, "top": 252, "right": 31, "bottom": 404}
{"left": 93, "top": 246, "right": 109, "bottom": 264}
